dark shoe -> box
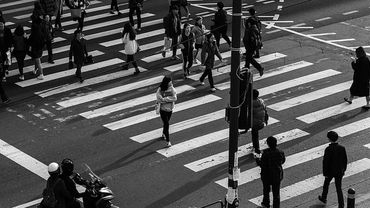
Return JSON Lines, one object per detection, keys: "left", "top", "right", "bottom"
{"left": 161, "top": 51, "right": 166, "bottom": 57}
{"left": 253, "top": 54, "right": 260, "bottom": 58}
{"left": 258, "top": 67, "right": 264, "bottom": 77}
{"left": 362, "top": 105, "right": 370, "bottom": 110}
{"left": 109, "top": 10, "right": 115, "bottom": 14}
{"left": 79, "top": 77, "right": 84, "bottom": 83}
{"left": 318, "top": 195, "right": 327, "bottom": 204}
{"left": 117, "top": 11, "right": 122, "bottom": 15}
{"left": 133, "top": 70, "right": 140, "bottom": 75}
{"left": 5, "top": 70, "right": 9, "bottom": 75}
{"left": 344, "top": 97, "right": 352, "bottom": 104}
{"left": 48, "top": 60, "right": 54, "bottom": 64}
{"left": 171, "top": 56, "right": 180, "bottom": 60}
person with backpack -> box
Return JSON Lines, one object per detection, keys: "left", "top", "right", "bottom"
{"left": 191, "top": 16, "right": 206, "bottom": 64}
{"left": 179, "top": 23, "right": 194, "bottom": 79}
{"left": 121, "top": 22, "right": 141, "bottom": 75}
{"left": 12, "top": 25, "right": 27, "bottom": 81}
{"left": 163, "top": 5, "right": 182, "bottom": 60}
{"left": 245, "top": 8, "right": 262, "bottom": 58}
{"left": 129, "top": 0, "right": 143, "bottom": 31}
{"left": 243, "top": 21, "right": 264, "bottom": 77}
{"left": 41, "top": 15, "right": 55, "bottom": 64}
{"left": 211, "top": 1, "right": 231, "bottom": 47}
{"left": 39, "top": 162, "right": 63, "bottom": 208}
{"left": 69, "top": 29, "right": 88, "bottom": 83}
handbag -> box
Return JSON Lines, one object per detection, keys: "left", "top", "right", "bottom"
{"left": 84, "top": 55, "right": 94, "bottom": 64}
{"left": 163, "top": 37, "right": 172, "bottom": 52}
{"left": 155, "top": 102, "right": 161, "bottom": 115}
{"left": 4, "top": 51, "right": 12, "bottom": 66}
{"left": 70, "top": 8, "right": 82, "bottom": 18}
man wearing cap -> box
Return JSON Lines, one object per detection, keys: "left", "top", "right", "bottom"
{"left": 318, "top": 131, "right": 347, "bottom": 208}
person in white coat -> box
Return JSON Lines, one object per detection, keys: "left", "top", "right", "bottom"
{"left": 121, "top": 22, "right": 140, "bottom": 75}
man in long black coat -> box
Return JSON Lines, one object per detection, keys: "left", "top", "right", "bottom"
{"left": 318, "top": 131, "right": 347, "bottom": 208}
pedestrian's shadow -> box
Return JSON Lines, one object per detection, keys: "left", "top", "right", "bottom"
{"left": 308, "top": 204, "right": 326, "bottom": 208}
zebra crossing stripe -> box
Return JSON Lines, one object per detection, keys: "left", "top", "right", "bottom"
{"left": 35, "top": 67, "right": 148, "bottom": 98}
{"left": 63, "top": 13, "right": 155, "bottom": 34}
{"left": 131, "top": 109, "right": 225, "bottom": 143}
{"left": 10, "top": 50, "right": 104, "bottom": 78}
{"left": 364, "top": 143, "right": 370, "bottom": 149}
{"left": 216, "top": 141, "right": 326, "bottom": 188}
{"left": 296, "top": 98, "right": 364, "bottom": 123}
{"left": 120, "top": 38, "right": 164, "bottom": 54}
{"left": 186, "top": 128, "right": 304, "bottom": 173}
{"left": 268, "top": 81, "right": 352, "bottom": 111}
{"left": 57, "top": 75, "right": 165, "bottom": 108}
{"left": 249, "top": 158, "right": 370, "bottom": 205}
{"left": 17, "top": 58, "right": 122, "bottom": 87}
{"left": 100, "top": 28, "right": 165, "bottom": 47}
{"left": 331, "top": 117, "right": 370, "bottom": 137}
{"left": 0, "top": 0, "right": 48, "bottom": 9}
{"left": 103, "top": 95, "right": 221, "bottom": 130}
{"left": 79, "top": 85, "right": 195, "bottom": 119}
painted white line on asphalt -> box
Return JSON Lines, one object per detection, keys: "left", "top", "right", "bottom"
{"left": 327, "top": 38, "right": 355, "bottom": 43}
{"left": 10, "top": 50, "right": 104, "bottom": 78}
{"left": 120, "top": 39, "right": 164, "bottom": 54}
{"left": 80, "top": 85, "right": 195, "bottom": 119}
{"left": 64, "top": 13, "right": 154, "bottom": 34}
{"left": 13, "top": 198, "right": 43, "bottom": 208}
{"left": 0, "top": 0, "right": 44, "bottom": 9}
{"left": 249, "top": 158, "right": 370, "bottom": 205}
{"left": 17, "top": 58, "right": 122, "bottom": 87}
{"left": 296, "top": 98, "right": 364, "bottom": 124}
{"left": 35, "top": 67, "right": 148, "bottom": 98}
{"left": 331, "top": 117, "right": 370, "bottom": 137}
{"left": 343, "top": 10, "right": 359, "bottom": 15}
{"left": 306, "top": 32, "right": 336, "bottom": 37}
{"left": 57, "top": 75, "right": 164, "bottom": 108}
{"left": 315, "top": 17, "right": 332, "bottom": 22}
{"left": 266, "top": 29, "right": 281, "bottom": 34}
{"left": 268, "top": 81, "right": 352, "bottom": 111}
{"left": 104, "top": 95, "right": 221, "bottom": 130}
{"left": 100, "top": 28, "right": 164, "bottom": 47}
{"left": 263, "top": 0, "right": 275, "bottom": 4}
{"left": 217, "top": 139, "right": 326, "bottom": 188}
{"left": 277, "top": 6, "right": 283, "bottom": 11}
{"left": 364, "top": 144, "right": 370, "bottom": 149}
{"left": 184, "top": 119, "right": 286, "bottom": 172}
{"left": 131, "top": 109, "right": 225, "bottom": 143}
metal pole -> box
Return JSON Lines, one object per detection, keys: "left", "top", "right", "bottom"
{"left": 226, "top": 0, "right": 242, "bottom": 206}
{"left": 347, "top": 188, "right": 355, "bottom": 208}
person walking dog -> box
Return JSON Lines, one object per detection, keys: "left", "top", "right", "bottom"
{"left": 318, "top": 131, "right": 347, "bottom": 208}
{"left": 129, "top": 0, "right": 143, "bottom": 31}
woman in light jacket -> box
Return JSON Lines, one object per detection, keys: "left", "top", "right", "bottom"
{"left": 252, "top": 89, "right": 268, "bottom": 155}
{"left": 122, "top": 22, "right": 140, "bottom": 75}
{"left": 156, "top": 76, "right": 177, "bottom": 147}
{"left": 191, "top": 16, "right": 205, "bottom": 64}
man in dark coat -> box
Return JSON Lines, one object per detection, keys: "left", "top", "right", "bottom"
{"left": 243, "top": 21, "right": 264, "bottom": 77}
{"left": 40, "top": 0, "right": 57, "bottom": 18}
{"left": 211, "top": 1, "right": 231, "bottom": 47}
{"left": 129, "top": 0, "right": 143, "bottom": 31}
{"left": 69, "top": 29, "right": 88, "bottom": 83}
{"left": 257, "top": 136, "right": 285, "bottom": 208}
{"left": 245, "top": 8, "right": 262, "bottom": 58}
{"left": 318, "top": 131, "right": 347, "bottom": 208}
{"left": 164, "top": 5, "right": 181, "bottom": 60}
{"left": 344, "top": 46, "right": 370, "bottom": 109}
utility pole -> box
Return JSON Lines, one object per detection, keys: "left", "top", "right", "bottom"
{"left": 225, "top": 0, "right": 242, "bottom": 206}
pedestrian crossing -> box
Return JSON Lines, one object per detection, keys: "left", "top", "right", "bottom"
{"left": 3, "top": 1, "right": 370, "bottom": 207}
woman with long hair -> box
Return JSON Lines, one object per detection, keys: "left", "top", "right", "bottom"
{"left": 12, "top": 25, "right": 27, "bottom": 80}
{"left": 121, "top": 22, "right": 140, "bottom": 75}
{"left": 179, "top": 23, "right": 194, "bottom": 79}
{"left": 28, "top": 23, "right": 45, "bottom": 80}
{"left": 344, "top": 46, "right": 370, "bottom": 109}
{"left": 156, "top": 76, "right": 177, "bottom": 147}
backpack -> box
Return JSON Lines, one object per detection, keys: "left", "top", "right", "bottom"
{"left": 40, "top": 178, "right": 60, "bottom": 208}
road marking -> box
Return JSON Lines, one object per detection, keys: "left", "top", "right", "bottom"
{"left": 327, "top": 38, "right": 355, "bottom": 43}
{"left": 103, "top": 95, "right": 221, "bottom": 130}
{"left": 0, "top": 0, "right": 48, "bottom": 9}
{"left": 79, "top": 85, "right": 195, "bottom": 119}
{"left": 10, "top": 50, "right": 104, "bottom": 78}
{"left": 331, "top": 117, "right": 370, "bottom": 137}
{"left": 343, "top": 10, "right": 359, "bottom": 15}
{"left": 35, "top": 67, "right": 148, "bottom": 98}
{"left": 266, "top": 29, "right": 281, "bottom": 34}
{"left": 131, "top": 109, "right": 225, "bottom": 143}
{"left": 268, "top": 81, "right": 352, "bottom": 111}
{"left": 263, "top": 0, "right": 275, "bottom": 4}
{"left": 249, "top": 158, "right": 370, "bottom": 205}
{"left": 315, "top": 17, "right": 332, "bottom": 22}
{"left": 217, "top": 139, "right": 327, "bottom": 188}
{"left": 63, "top": 13, "right": 155, "bottom": 34}
{"left": 306, "top": 32, "right": 336, "bottom": 37}
{"left": 296, "top": 98, "right": 364, "bottom": 124}
{"left": 365, "top": 144, "right": 370, "bottom": 149}
{"left": 17, "top": 58, "right": 122, "bottom": 87}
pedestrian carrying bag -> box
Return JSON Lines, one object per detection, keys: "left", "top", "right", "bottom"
{"left": 155, "top": 102, "right": 161, "bottom": 115}
{"left": 4, "top": 51, "right": 12, "bottom": 66}
{"left": 163, "top": 37, "right": 172, "bottom": 52}
{"left": 70, "top": 8, "right": 82, "bottom": 18}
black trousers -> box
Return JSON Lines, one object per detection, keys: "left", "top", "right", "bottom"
{"left": 321, "top": 176, "right": 344, "bottom": 208}
{"left": 244, "top": 47, "right": 261, "bottom": 70}
{"left": 124, "top": 54, "right": 138, "bottom": 69}
{"left": 160, "top": 110, "right": 172, "bottom": 141}
{"left": 200, "top": 67, "right": 214, "bottom": 88}
{"left": 129, "top": 7, "right": 142, "bottom": 29}
{"left": 45, "top": 39, "right": 53, "bottom": 61}
{"left": 111, "top": 0, "right": 119, "bottom": 11}
{"left": 75, "top": 64, "right": 82, "bottom": 78}
{"left": 0, "top": 80, "right": 8, "bottom": 102}
{"left": 251, "top": 128, "right": 260, "bottom": 154}
{"left": 262, "top": 179, "right": 281, "bottom": 208}
{"left": 214, "top": 29, "right": 231, "bottom": 47}
{"left": 171, "top": 34, "right": 179, "bottom": 57}
{"left": 182, "top": 50, "right": 193, "bottom": 74}
{"left": 13, "top": 51, "right": 26, "bottom": 76}
{"left": 55, "top": 10, "right": 62, "bottom": 28}
{"left": 77, "top": 12, "right": 85, "bottom": 31}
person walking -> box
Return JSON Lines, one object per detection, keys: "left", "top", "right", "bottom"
{"left": 40, "top": 0, "right": 57, "bottom": 20}
{"left": 344, "top": 46, "right": 370, "bottom": 109}
{"left": 211, "top": 1, "right": 231, "bottom": 47}
{"left": 191, "top": 16, "right": 205, "bottom": 64}
{"left": 0, "top": 53, "right": 10, "bottom": 104}
{"left": 0, "top": 21, "right": 13, "bottom": 82}
{"left": 121, "top": 23, "right": 140, "bottom": 75}
{"left": 68, "top": 0, "right": 90, "bottom": 31}
{"left": 168, "top": 0, "right": 189, "bottom": 19}
{"left": 69, "top": 29, "right": 88, "bottom": 83}
{"left": 129, "top": 0, "right": 143, "bottom": 31}
{"left": 31, "top": 1, "right": 45, "bottom": 25}
{"left": 245, "top": 8, "right": 262, "bottom": 58}
{"left": 12, "top": 25, "right": 28, "bottom": 81}
{"left": 256, "top": 136, "right": 286, "bottom": 208}
{"left": 243, "top": 20, "right": 264, "bottom": 76}
{"left": 156, "top": 76, "right": 177, "bottom": 147}
{"left": 179, "top": 23, "right": 194, "bottom": 79}
{"left": 109, "top": 0, "right": 121, "bottom": 15}
{"left": 163, "top": 5, "right": 181, "bottom": 60}
{"left": 41, "top": 15, "right": 55, "bottom": 64}
{"left": 54, "top": 0, "right": 64, "bottom": 30}
{"left": 251, "top": 89, "right": 268, "bottom": 155}
{"left": 199, "top": 33, "right": 224, "bottom": 92}
{"left": 318, "top": 131, "right": 348, "bottom": 208}
{"left": 28, "top": 22, "right": 45, "bottom": 80}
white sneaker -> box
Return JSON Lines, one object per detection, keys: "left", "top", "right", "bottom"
{"left": 200, "top": 80, "right": 205, "bottom": 85}
{"left": 33, "top": 68, "right": 38, "bottom": 75}
{"left": 19, "top": 75, "right": 25, "bottom": 81}
{"left": 167, "top": 142, "right": 172, "bottom": 147}
{"left": 37, "top": 74, "right": 44, "bottom": 80}
{"left": 162, "top": 134, "right": 166, "bottom": 140}
{"left": 211, "top": 87, "right": 216, "bottom": 92}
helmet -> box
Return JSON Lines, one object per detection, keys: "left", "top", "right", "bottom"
{"left": 61, "top": 158, "right": 74, "bottom": 175}
{"left": 48, "top": 162, "right": 60, "bottom": 175}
